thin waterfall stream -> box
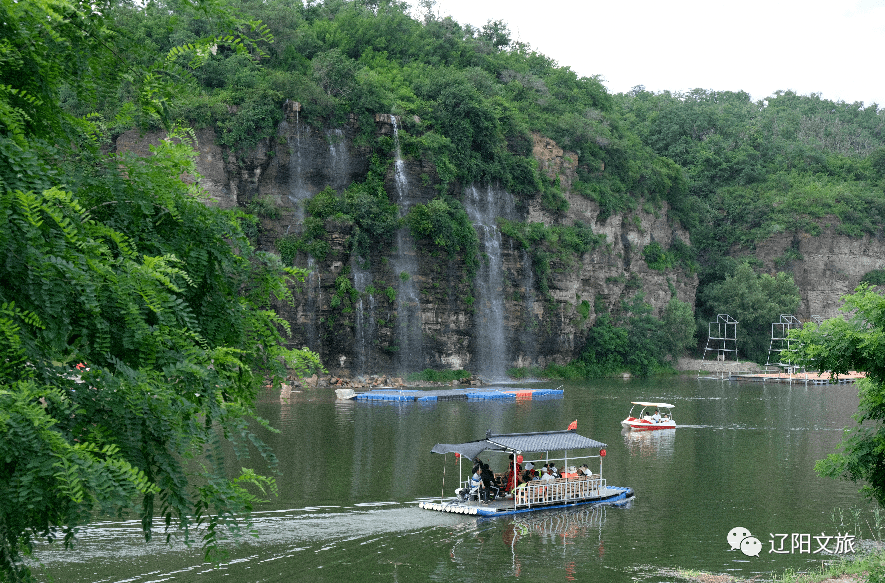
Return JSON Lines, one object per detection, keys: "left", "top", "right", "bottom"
{"left": 464, "top": 184, "right": 515, "bottom": 380}
{"left": 390, "top": 116, "right": 423, "bottom": 372}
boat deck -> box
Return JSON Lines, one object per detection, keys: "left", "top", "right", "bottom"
{"left": 354, "top": 387, "right": 564, "bottom": 402}
{"left": 419, "top": 486, "right": 633, "bottom": 517}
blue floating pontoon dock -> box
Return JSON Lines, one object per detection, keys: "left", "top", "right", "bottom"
{"left": 353, "top": 387, "right": 563, "bottom": 402}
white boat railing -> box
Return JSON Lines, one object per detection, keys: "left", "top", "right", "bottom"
{"left": 458, "top": 476, "right": 606, "bottom": 508}
{"left": 514, "top": 477, "right": 606, "bottom": 508}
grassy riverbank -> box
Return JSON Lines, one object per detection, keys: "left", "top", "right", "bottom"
{"left": 663, "top": 544, "right": 885, "bottom": 583}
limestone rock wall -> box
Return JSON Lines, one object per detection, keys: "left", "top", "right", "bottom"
{"left": 753, "top": 226, "right": 885, "bottom": 320}
{"left": 115, "top": 117, "right": 699, "bottom": 375}
{"left": 113, "top": 115, "right": 702, "bottom": 376}
{"left": 518, "top": 133, "right": 698, "bottom": 367}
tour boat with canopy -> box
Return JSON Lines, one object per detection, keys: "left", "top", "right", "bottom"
{"left": 419, "top": 428, "right": 634, "bottom": 517}
{"left": 620, "top": 401, "right": 676, "bottom": 431}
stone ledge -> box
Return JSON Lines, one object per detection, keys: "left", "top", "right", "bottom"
{"left": 677, "top": 357, "right": 763, "bottom": 373}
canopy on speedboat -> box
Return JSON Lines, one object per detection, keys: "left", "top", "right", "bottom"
{"left": 631, "top": 401, "right": 675, "bottom": 408}
{"left": 431, "top": 430, "right": 606, "bottom": 459}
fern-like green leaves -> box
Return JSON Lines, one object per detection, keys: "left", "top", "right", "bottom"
{"left": 0, "top": 1, "right": 323, "bottom": 579}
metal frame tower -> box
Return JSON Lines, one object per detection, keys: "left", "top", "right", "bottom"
{"left": 702, "top": 314, "right": 738, "bottom": 362}
{"left": 765, "top": 314, "right": 803, "bottom": 370}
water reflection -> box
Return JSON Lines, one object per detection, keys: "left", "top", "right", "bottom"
{"left": 506, "top": 505, "right": 608, "bottom": 541}
{"left": 503, "top": 506, "right": 612, "bottom": 579}
{"left": 333, "top": 398, "right": 354, "bottom": 428}
{"left": 622, "top": 428, "right": 676, "bottom": 458}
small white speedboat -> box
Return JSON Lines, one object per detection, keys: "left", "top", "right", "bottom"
{"left": 621, "top": 401, "right": 676, "bottom": 431}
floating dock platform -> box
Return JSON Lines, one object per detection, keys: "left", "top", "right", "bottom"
{"left": 695, "top": 369, "right": 864, "bottom": 385}
{"left": 353, "top": 387, "right": 564, "bottom": 402}
{"left": 728, "top": 371, "right": 864, "bottom": 385}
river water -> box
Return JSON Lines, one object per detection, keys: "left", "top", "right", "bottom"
{"left": 32, "top": 376, "right": 876, "bottom": 582}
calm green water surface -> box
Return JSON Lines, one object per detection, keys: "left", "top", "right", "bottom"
{"left": 33, "top": 377, "right": 873, "bottom": 582}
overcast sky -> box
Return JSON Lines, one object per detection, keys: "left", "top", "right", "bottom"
{"left": 417, "top": 0, "right": 885, "bottom": 108}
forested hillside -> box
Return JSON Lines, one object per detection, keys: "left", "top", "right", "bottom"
{"left": 105, "top": 0, "right": 685, "bottom": 205}
{"left": 16, "top": 0, "right": 885, "bottom": 372}
{"left": 617, "top": 89, "right": 885, "bottom": 359}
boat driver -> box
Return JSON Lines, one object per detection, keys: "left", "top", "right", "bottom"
{"left": 652, "top": 409, "right": 661, "bottom": 423}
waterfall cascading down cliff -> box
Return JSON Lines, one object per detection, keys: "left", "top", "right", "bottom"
{"left": 327, "top": 129, "right": 350, "bottom": 192}
{"left": 284, "top": 111, "right": 310, "bottom": 223}
{"left": 390, "top": 116, "right": 424, "bottom": 373}
{"left": 351, "top": 257, "right": 374, "bottom": 376}
{"left": 464, "top": 184, "right": 516, "bottom": 380}
{"left": 305, "top": 256, "right": 320, "bottom": 350}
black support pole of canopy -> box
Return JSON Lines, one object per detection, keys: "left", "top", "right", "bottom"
{"left": 441, "top": 453, "right": 446, "bottom": 503}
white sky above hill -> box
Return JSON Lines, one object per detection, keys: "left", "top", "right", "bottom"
{"left": 416, "top": 0, "right": 885, "bottom": 108}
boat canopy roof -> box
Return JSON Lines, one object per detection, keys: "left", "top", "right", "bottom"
{"left": 631, "top": 401, "right": 675, "bottom": 408}
{"left": 431, "top": 430, "right": 606, "bottom": 460}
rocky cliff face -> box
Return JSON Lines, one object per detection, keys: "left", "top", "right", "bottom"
{"left": 116, "top": 111, "right": 700, "bottom": 377}
{"left": 752, "top": 226, "right": 885, "bottom": 319}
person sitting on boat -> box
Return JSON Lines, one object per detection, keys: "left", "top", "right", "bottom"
{"left": 524, "top": 462, "right": 538, "bottom": 480}
{"left": 652, "top": 409, "right": 661, "bottom": 423}
{"left": 514, "top": 470, "right": 532, "bottom": 494}
{"left": 468, "top": 466, "right": 482, "bottom": 500}
{"left": 540, "top": 466, "right": 555, "bottom": 482}
{"left": 579, "top": 464, "right": 592, "bottom": 477}
{"left": 480, "top": 463, "right": 497, "bottom": 503}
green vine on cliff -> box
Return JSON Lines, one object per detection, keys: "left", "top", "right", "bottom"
{"left": 276, "top": 154, "right": 398, "bottom": 265}
{"left": 641, "top": 239, "right": 698, "bottom": 273}
{"left": 330, "top": 268, "right": 359, "bottom": 314}
{"left": 500, "top": 219, "right": 606, "bottom": 298}
{"left": 405, "top": 196, "right": 479, "bottom": 279}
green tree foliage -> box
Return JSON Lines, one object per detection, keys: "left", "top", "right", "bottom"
{"left": 698, "top": 263, "right": 801, "bottom": 364}
{"left": 405, "top": 196, "right": 479, "bottom": 274}
{"left": 790, "top": 286, "right": 885, "bottom": 505}
{"left": 567, "top": 295, "right": 695, "bottom": 378}
{"left": 0, "top": 0, "right": 323, "bottom": 579}
{"left": 617, "top": 87, "right": 885, "bottom": 299}
{"left": 102, "top": 0, "right": 686, "bottom": 210}
{"left": 661, "top": 296, "right": 697, "bottom": 361}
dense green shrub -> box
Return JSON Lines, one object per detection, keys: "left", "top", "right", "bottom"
{"left": 642, "top": 242, "right": 674, "bottom": 270}
{"left": 405, "top": 196, "right": 479, "bottom": 276}
{"left": 288, "top": 156, "right": 399, "bottom": 261}
{"left": 861, "top": 269, "right": 885, "bottom": 286}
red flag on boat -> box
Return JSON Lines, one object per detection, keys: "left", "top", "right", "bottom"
{"left": 567, "top": 419, "right": 577, "bottom": 430}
